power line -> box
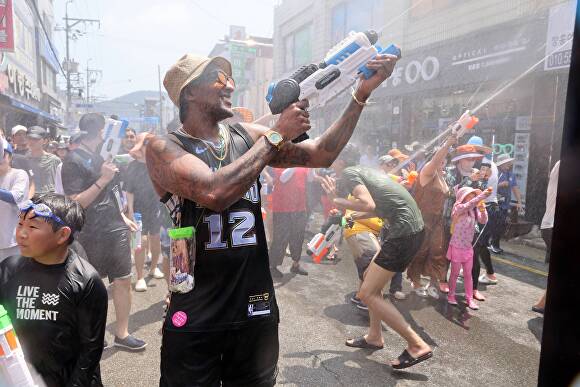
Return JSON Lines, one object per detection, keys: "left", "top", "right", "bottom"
{"left": 29, "top": 0, "right": 67, "bottom": 78}
{"left": 189, "top": 0, "right": 228, "bottom": 26}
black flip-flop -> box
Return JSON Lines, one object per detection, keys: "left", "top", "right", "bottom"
{"left": 345, "top": 336, "right": 384, "bottom": 350}
{"left": 532, "top": 306, "right": 545, "bottom": 315}
{"left": 391, "top": 349, "right": 433, "bottom": 370}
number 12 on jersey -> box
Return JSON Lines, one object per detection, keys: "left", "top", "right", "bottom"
{"left": 203, "top": 211, "right": 257, "bottom": 249}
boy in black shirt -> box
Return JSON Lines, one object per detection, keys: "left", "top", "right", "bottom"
{"left": 0, "top": 194, "right": 107, "bottom": 386}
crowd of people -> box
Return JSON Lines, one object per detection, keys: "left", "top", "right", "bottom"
{"left": 0, "top": 50, "right": 556, "bottom": 386}
{"left": 263, "top": 132, "right": 527, "bottom": 308}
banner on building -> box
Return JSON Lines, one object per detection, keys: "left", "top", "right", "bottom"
{"left": 544, "top": 0, "right": 576, "bottom": 71}
{"left": 0, "top": 0, "right": 15, "bottom": 52}
{"left": 373, "top": 19, "right": 546, "bottom": 97}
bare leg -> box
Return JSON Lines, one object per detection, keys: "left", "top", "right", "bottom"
{"left": 534, "top": 292, "right": 546, "bottom": 309}
{"left": 134, "top": 236, "right": 147, "bottom": 281}
{"left": 148, "top": 234, "right": 162, "bottom": 273}
{"left": 162, "top": 252, "right": 170, "bottom": 287}
{"left": 364, "top": 301, "right": 385, "bottom": 346}
{"left": 358, "top": 262, "right": 431, "bottom": 365}
{"left": 112, "top": 277, "right": 132, "bottom": 338}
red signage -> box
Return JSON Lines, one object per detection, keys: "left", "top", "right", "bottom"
{"left": 0, "top": 0, "right": 15, "bottom": 52}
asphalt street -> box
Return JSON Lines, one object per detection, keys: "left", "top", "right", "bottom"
{"left": 100, "top": 241, "right": 547, "bottom": 386}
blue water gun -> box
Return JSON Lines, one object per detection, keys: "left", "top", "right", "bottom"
{"left": 266, "top": 30, "right": 401, "bottom": 142}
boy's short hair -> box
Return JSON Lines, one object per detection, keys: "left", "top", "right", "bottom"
{"left": 30, "top": 194, "right": 86, "bottom": 245}
{"left": 78, "top": 113, "right": 105, "bottom": 139}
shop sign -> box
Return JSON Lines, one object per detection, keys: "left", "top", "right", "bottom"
{"left": 230, "top": 42, "right": 257, "bottom": 87}
{"left": 5, "top": 63, "right": 41, "bottom": 102}
{"left": 0, "top": 0, "right": 14, "bottom": 52}
{"left": 384, "top": 56, "right": 440, "bottom": 88}
{"left": 544, "top": 0, "right": 576, "bottom": 71}
{"left": 375, "top": 19, "right": 546, "bottom": 97}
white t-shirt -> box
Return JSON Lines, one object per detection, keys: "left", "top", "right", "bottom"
{"left": 54, "top": 162, "right": 64, "bottom": 195}
{"left": 541, "top": 161, "right": 560, "bottom": 229}
{"left": 0, "top": 168, "right": 29, "bottom": 249}
{"left": 485, "top": 161, "right": 499, "bottom": 204}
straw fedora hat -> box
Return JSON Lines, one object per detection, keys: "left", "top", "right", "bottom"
{"left": 450, "top": 144, "right": 485, "bottom": 163}
{"left": 495, "top": 153, "right": 515, "bottom": 167}
{"left": 164, "top": 54, "right": 232, "bottom": 106}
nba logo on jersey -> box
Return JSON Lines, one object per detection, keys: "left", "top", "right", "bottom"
{"left": 247, "top": 304, "right": 254, "bottom": 317}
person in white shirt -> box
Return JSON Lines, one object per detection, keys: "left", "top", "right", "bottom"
{"left": 533, "top": 161, "right": 559, "bottom": 314}
{"left": 0, "top": 138, "right": 30, "bottom": 261}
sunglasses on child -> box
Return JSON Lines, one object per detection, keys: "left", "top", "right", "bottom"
{"left": 19, "top": 200, "right": 66, "bottom": 226}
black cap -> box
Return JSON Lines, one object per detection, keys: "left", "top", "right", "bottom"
{"left": 27, "top": 126, "right": 47, "bottom": 139}
{"left": 70, "top": 131, "right": 88, "bottom": 144}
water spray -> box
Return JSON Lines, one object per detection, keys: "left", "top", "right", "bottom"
{"left": 391, "top": 36, "right": 574, "bottom": 174}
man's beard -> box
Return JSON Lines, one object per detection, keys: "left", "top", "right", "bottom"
{"left": 198, "top": 99, "right": 234, "bottom": 122}
{"left": 212, "top": 104, "right": 234, "bottom": 122}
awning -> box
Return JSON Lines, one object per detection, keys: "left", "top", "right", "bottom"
{"left": 0, "top": 94, "right": 61, "bottom": 123}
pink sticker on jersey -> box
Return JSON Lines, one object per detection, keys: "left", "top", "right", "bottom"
{"left": 172, "top": 311, "right": 187, "bottom": 327}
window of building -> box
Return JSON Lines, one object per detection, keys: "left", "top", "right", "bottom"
{"left": 330, "top": 0, "right": 383, "bottom": 45}
{"left": 284, "top": 23, "right": 312, "bottom": 71}
{"left": 410, "top": 0, "right": 458, "bottom": 18}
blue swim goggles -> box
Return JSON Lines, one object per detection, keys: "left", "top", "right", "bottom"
{"left": 19, "top": 200, "right": 66, "bottom": 226}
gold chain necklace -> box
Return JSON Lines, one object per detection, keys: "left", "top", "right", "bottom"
{"left": 177, "top": 125, "right": 229, "bottom": 162}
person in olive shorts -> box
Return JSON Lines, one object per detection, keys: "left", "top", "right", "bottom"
{"left": 321, "top": 144, "right": 433, "bottom": 370}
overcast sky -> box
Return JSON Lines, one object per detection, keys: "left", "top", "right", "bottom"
{"left": 53, "top": 0, "right": 275, "bottom": 100}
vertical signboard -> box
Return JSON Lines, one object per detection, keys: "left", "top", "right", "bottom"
{"left": 0, "top": 0, "right": 14, "bottom": 52}
{"left": 544, "top": 0, "right": 576, "bottom": 71}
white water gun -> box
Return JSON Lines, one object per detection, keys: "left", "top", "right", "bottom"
{"left": 266, "top": 30, "right": 401, "bottom": 142}
{"left": 451, "top": 110, "right": 479, "bottom": 139}
{"left": 306, "top": 214, "right": 353, "bottom": 264}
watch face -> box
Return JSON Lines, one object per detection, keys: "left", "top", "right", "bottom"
{"left": 270, "top": 132, "right": 283, "bottom": 143}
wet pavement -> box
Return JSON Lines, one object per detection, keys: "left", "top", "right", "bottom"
{"left": 100, "top": 240, "right": 547, "bottom": 386}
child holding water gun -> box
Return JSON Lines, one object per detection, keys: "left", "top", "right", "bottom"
{"left": 447, "top": 186, "right": 492, "bottom": 310}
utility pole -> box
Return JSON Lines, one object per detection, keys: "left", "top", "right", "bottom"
{"left": 62, "top": 1, "right": 99, "bottom": 127}
{"left": 86, "top": 58, "right": 91, "bottom": 109}
{"left": 85, "top": 59, "right": 101, "bottom": 112}
{"left": 158, "top": 65, "right": 164, "bottom": 134}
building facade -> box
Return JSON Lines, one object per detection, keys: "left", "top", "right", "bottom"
{"left": 273, "top": 0, "right": 573, "bottom": 223}
{"left": 209, "top": 26, "right": 274, "bottom": 121}
{"left": 0, "top": 0, "right": 63, "bottom": 136}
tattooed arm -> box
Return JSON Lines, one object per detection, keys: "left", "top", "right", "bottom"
{"left": 146, "top": 103, "right": 309, "bottom": 212}
{"left": 243, "top": 53, "right": 400, "bottom": 168}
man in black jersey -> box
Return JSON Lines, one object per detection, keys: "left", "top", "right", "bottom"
{"left": 0, "top": 194, "right": 107, "bottom": 386}
{"left": 147, "top": 52, "right": 399, "bottom": 386}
